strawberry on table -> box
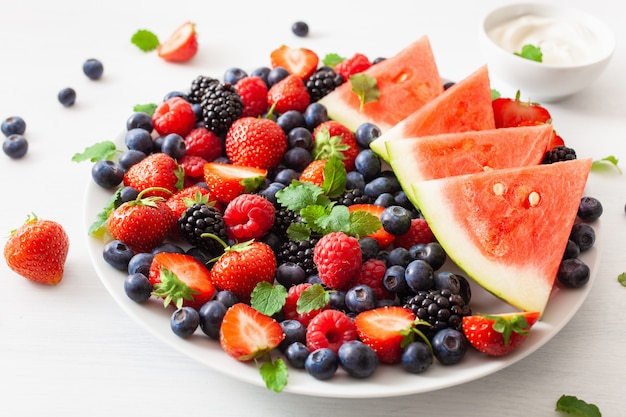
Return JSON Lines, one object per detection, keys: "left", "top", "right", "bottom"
{"left": 149, "top": 252, "right": 216, "bottom": 309}
{"left": 266, "top": 74, "right": 311, "bottom": 114}
{"left": 124, "top": 152, "right": 185, "bottom": 199}
{"left": 462, "top": 311, "right": 541, "bottom": 356}
{"left": 157, "top": 21, "right": 198, "bottom": 63}
{"left": 4, "top": 213, "right": 69, "bottom": 285}
{"left": 270, "top": 45, "right": 319, "bottom": 80}
{"left": 225, "top": 117, "right": 287, "bottom": 170}
{"left": 203, "top": 162, "right": 267, "bottom": 204}
{"left": 492, "top": 91, "right": 552, "bottom": 128}
{"left": 152, "top": 96, "right": 197, "bottom": 137}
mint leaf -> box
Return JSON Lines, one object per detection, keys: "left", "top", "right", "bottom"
{"left": 491, "top": 89, "right": 501, "bottom": 100}
{"left": 556, "top": 395, "right": 601, "bottom": 417}
{"left": 591, "top": 155, "right": 621, "bottom": 174}
{"left": 300, "top": 204, "right": 331, "bottom": 234}
{"left": 72, "top": 140, "right": 119, "bottom": 162}
{"left": 133, "top": 103, "right": 158, "bottom": 117}
{"left": 276, "top": 181, "right": 325, "bottom": 212}
{"left": 314, "top": 204, "right": 352, "bottom": 235}
{"left": 322, "top": 53, "right": 345, "bottom": 68}
{"left": 321, "top": 157, "right": 347, "bottom": 199}
{"left": 618, "top": 272, "right": 626, "bottom": 287}
{"left": 131, "top": 29, "right": 160, "bottom": 52}
{"left": 514, "top": 44, "right": 543, "bottom": 62}
{"left": 348, "top": 209, "right": 382, "bottom": 237}
{"left": 350, "top": 73, "right": 379, "bottom": 111}
{"left": 260, "top": 358, "right": 288, "bottom": 393}
{"left": 296, "top": 284, "right": 330, "bottom": 314}
{"left": 250, "top": 282, "right": 287, "bottom": 317}
{"left": 89, "top": 187, "right": 123, "bottom": 238}
{"left": 286, "top": 222, "right": 311, "bottom": 242}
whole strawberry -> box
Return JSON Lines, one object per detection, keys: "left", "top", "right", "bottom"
{"left": 124, "top": 152, "right": 185, "bottom": 199}
{"left": 225, "top": 117, "right": 287, "bottom": 170}
{"left": 312, "top": 121, "right": 359, "bottom": 172}
{"left": 4, "top": 214, "right": 69, "bottom": 285}
{"left": 267, "top": 74, "right": 310, "bottom": 114}
{"left": 313, "top": 231, "right": 362, "bottom": 290}
{"left": 209, "top": 239, "right": 277, "bottom": 303}
{"left": 299, "top": 159, "right": 327, "bottom": 186}
{"left": 108, "top": 194, "right": 177, "bottom": 253}
{"left": 234, "top": 76, "right": 269, "bottom": 118}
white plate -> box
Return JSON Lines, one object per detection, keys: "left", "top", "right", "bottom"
{"left": 83, "top": 133, "right": 601, "bottom": 398}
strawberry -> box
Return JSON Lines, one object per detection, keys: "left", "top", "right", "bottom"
{"left": 346, "top": 258, "right": 395, "bottom": 301}
{"left": 149, "top": 252, "right": 216, "bottom": 309}
{"left": 354, "top": 306, "right": 416, "bottom": 364}
{"left": 347, "top": 204, "right": 395, "bottom": 248}
{"left": 222, "top": 193, "right": 275, "bottom": 241}
{"left": 203, "top": 162, "right": 267, "bottom": 204}
{"left": 152, "top": 96, "right": 197, "bottom": 137}
{"left": 298, "top": 159, "right": 327, "bottom": 186}
{"left": 266, "top": 74, "right": 310, "bottom": 114}
{"left": 269, "top": 45, "right": 319, "bottom": 80}
{"left": 184, "top": 126, "right": 224, "bottom": 162}
{"left": 492, "top": 92, "right": 552, "bottom": 129}
{"left": 462, "top": 311, "right": 541, "bottom": 356}
{"left": 334, "top": 52, "right": 372, "bottom": 80}
{"left": 124, "top": 153, "right": 185, "bottom": 199}
{"left": 107, "top": 195, "right": 177, "bottom": 253}
{"left": 157, "top": 21, "right": 198, "bottom": 63}
{"left": 225, "top": 117, "right": 287, "bottom": 170}
{"left": 283, "top": 283, "right": 328, "bottom": 327}
{"left": 312, "top": 120, "right": 359, "bottom": 171}
{"left": 234, "top": 76, "right": 269, "bottom": 118}
{"left": 312, "top": 231, "right": 362, "bottom": 290}
{"left": 4, "top": 214, "right": 69, "bottom": 285}
{"left": 219, "top": 303, "right": 285, "bottom": 361}
{"left": 306, "top": 309, "right": 357, "bottom": 354}
{"left": 392, "top": 217, "right": 435, "bottom": 250}
{"left": 209, "top": 239, "right": 277, "bottom": 303}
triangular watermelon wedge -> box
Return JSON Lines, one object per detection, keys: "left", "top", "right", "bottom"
{"left": 318, "top": 36, "right": 443, "bottom": 133}
{"left": 371, "top": 65, "right": 496, "bottom": 162}
{"left": 411, "top": 158, "right": 592, "bottom": 314}
{"left": 387, "top": 124, "right": 554, "bottom": 206}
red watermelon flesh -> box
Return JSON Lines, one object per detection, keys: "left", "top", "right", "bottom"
{"left": 411, "top": 158, "right": 592, "bottom": 314}
{"left": 387, "top": 124, "right": 554, "bottom": 206}
{"left": 371, "top": 65, "right": 495, "bottom": 162}
{"left": 317, "top": 36, "right": 443, "bottom": 133}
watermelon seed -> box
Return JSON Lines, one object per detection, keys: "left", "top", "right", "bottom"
{"left": 493, "top": 183, "right": 504, "bottom": 196}
{"left": 528, "top": 191, "right": 541, "bottom": 207}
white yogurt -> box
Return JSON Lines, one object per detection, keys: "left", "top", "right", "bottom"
{"left": 487, "top": 14, "right": 603, "bottom": 65}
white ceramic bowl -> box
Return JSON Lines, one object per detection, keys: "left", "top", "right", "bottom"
{"left": 480, "top": 2, "right": 615, "bottom": 102}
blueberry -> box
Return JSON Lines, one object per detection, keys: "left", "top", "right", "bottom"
{"left": 355, "top": 122, "right": 382, "bottom": 149}
{"left": 393, "top": 191, "right": 415, "bottom": 211}
{"left": 276, "top": 110, "right": 306, "bottom": 133}
{"left": 170, "top": 306, "right": 200, "bottom": 338}
{"left": 345, "top": 171, "right": 366, "bottom": 190}
{"left": 152, "top": 242, "right": 185, "bottom": 255}
{"left": 91, "top": 160, "right": 124, "bottom": 188}
{"left": 358, "top": 237, "right": 380, "bottom": 261}
{"left": 118, "top": 149, "right": 147, "bottom": 172}
{"left": 82, "top": 58, "right": 104, "bottom": 80}
{"left": 126, "top": 112, "right": 153, "bottom": 132}
{"left": 355, "top": 149, "right": 382, "bottom": 181}
{"left": 287, "top": 126, "right": 313, "bottom": 149}
{"left": 58, "top": 87, "right": 76, "bottom": 106}
{"left": 577, "top": 196, "right": 603, "bottom": 222}
{"left": 125, "top": 128, "right": 154, "bottom": 154}
{"left": 431, "top": 328, "right": 467, "bottom": 365}
{"left": 329, "top": 290, "right": 347, "bottom": 311}
{"left": 273, "top": 168, "right": 300, "bottom": 186}
{"left": 562, "top": 239, "right": 581, "bottom": 260}
{"left": 1, "top": 116, "right": 26, "bottom": 137}
{"left": 117, "top": 186, "right": 139, "bottom": 206}
{"left": 386, "top": 247, "right": 411, "bottom": 267}
{"left": 163, "top": 91, "right": 189, "bottom": 102}
{"left": 161, "top": 133, "right": 186, "bottom": 159}
{"left": 258, "top": 181, "right": 286, "bottom": 203}
{"left": 127, "top": 252, "right": 154, "bottom": 276}
{"left": 275, "top": 262, "right": 307, "bottom": 287}
{"left": 303, "top": 102, "right": 329, "bottom": 130}
{"left": 375, "top": 298, "right": 399, "bottom": 308}
{"left": 3, "top": 134, "right": 28, "bottom": 159}
{"left": 124, "top": 273, "right": 153, "bottom": 303}
{"left": 404, "top": 259, "right": 434, "bottom": 292}
{"left": 373, "top": 192, "right": 396, "bottom": 208}
{"left": 364, "top": 176, "right": 396, "bottom": 198}
{"left": 291, "top": 21, "right": 309, "bottom": 37}
{"left": 433, "top": 270, "right": 466, "bottom": 299}
{"left": 443, "top": 81, "right": 456, "bottom": 90}
{"left": 557, "top": 258, "right": 590, "bottom": 288}
{"left": 224, "top": 67, "right": 248, "bottom": 85}
{"left": 285, "top": 342, "right": 311, "bottom": 368}
{"left": 267, "top": 67, "right": 290, "bottom": 87}
{"left": 103, "top": 240, "right": 135, "bottom": 271}
{"left": 279, "top": 319, "right": 307, "bottom": 351}
{"left": 381, "top": 205, "right": 412, "bottom": 235}
{"left": 198, "top": 300, "right": 227, "bottom": 339}
{"left": 409, "top": 242, "right": 447, "bottom": 270}
{"left": 569, "top": 223, "right": 595, "bottom": 252}
{"left": 186, "top": 246, "right": 213, "bottom": 265}
{"left": 338, "top": 340, "right": 379, "bottom": 378}
{"left": 250, "top": 67, "right": 271, "bottom": 86}
{"left": 345, "top": 284, "right": 377, "bottom": 313}
{"left": 401, "top": 341, "right": 433, "bottom": 373}
{"left": 214, "top": 290, "right": 239, "bottom": 309}
{"left": 383, "top": 265, "right": 409, "bottom": 295}
{"left": 305, "top": 348, "right": 339, "bottom": 380}
{"left": 283, "top": 147, "right": 313, "bottom": 172}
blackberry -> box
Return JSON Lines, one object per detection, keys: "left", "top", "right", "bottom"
{"left": 542, "top": 146, "right": 577, "bottom": 164}
{"left": 334, "top": 188, "right": 372, "bottom": 206}
{"left": 276, "top": 237, "right": 319, "bottom": 277}
{"left": 305, "top": 67, "right": 345, "bottom": 102}
{"left": 272, "top": 207, "right": 303, "bottom": 238}
{"left": 178, "top": 203, "right": 228, "bottom": 257}
{"left": 403, "top": 288, "right": 472, "bottom": 339}
{"left": 200, "top": 82, "right": 244, "bottom": 134}
{"left": 188, "top": 75, "right": 220, "bottom": 104}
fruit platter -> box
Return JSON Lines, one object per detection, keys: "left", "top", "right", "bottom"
{"left": 82, "top": 32, "right": 602, "bottom": 398}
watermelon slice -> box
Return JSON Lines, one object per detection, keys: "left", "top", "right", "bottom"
{"left": 370, "top": 65, "right": 496, "bottom": 162}
{"left": 387, "top": 124, "right": 554, "bottom": 206}
{"left": 317, "top": 36, "right": 443, "bottom": 133}
{"left": 411, "top": 158, "right": 592, "bottom": 314}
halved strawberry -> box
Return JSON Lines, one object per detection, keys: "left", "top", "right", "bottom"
{"left": 347, "top": 203, "right": 395, "bottom": 248}
{"left": 354, "top": 306, "right": 416, "bottom": 364}
{"left": 462, "top": 311, "right": 541, "bottom": 356}
{"left": 219, "top": 303, "right": 285, "bottom": 361}
{"left": 492, "top": 92, "right": 552, "bottom": 128}
{"left": 157, "top": 21, "right": 198, "bottom": 63}
{"left": 203, "top": 162, "right": 267, "bottom": 204}
{"left": 270, "top": 45, "right": 319, "bottom": 80}
{"left": 149, "top": 252, "right": 216, "bottom": 309}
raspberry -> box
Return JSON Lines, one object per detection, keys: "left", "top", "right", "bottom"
{"left": 283, "top": 283, "right": 327, "bottom": 327}
{"left": 184, "top": 127, "right": 224, "bottom": 162}
{"left": 223, "top": 193, "right": 276, "bottom": 241}
{"left": 346, "top": 258, "right": 395, "bottom": 300}
{"left": 393, "top": 218, "right": 435, "bottom": 250}
{"left": 313, "top": 231, "right": 362, "bottom": 290}
{"left": 178, "top": 154, "right": 208, "bottom": 186}
{"left": 234, "top": 76, "right": 269, "bottom": 118}
{"left": 306, "top": 309, "right": 357, "bottom": 354}
{"left": 334, "top": 53, "right": 372, "bottom": 80}
{"left": 152, "top": 96, "right": 197, "bottom": 137}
